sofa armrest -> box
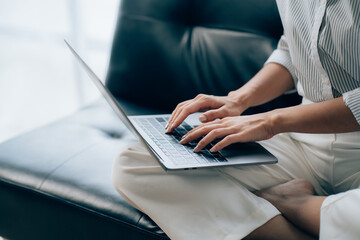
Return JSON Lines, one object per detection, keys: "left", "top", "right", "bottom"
{"left": 0, "top": 99, "right": 168, "bottom": 240}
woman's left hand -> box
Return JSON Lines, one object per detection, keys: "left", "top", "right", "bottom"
{"left": 179, "top": 112, "right": 276, "bottom": 152}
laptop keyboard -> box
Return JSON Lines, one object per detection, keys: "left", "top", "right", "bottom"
{"left": 134, "top": 117, "right": 227, "bottom": 166}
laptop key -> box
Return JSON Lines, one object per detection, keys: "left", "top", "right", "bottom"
{"left": 156, "top": 117, "right": 165, "bottom": 122}
{"left": 135, "top": 117, "right": 228, "bottom": 166}
{"left": 203, "top": 155, "right": 218, "bottom": 163}
{"left": 175, "top": 128, "right": 187, "bottom": 136}
{"left": 181, "top": 122, "right": 193, "bottom": 131}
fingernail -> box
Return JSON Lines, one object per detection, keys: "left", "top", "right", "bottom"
{"left": 165, "top": 122, "right": 169, "bottom": 129}
{"left": 210, "top": 147, "right": 215, "bottom": 152}
{"left": 166, "top": 124, "right": 173, "bottom": 133}
{"left": 199, "top": 115, "right": 207, "bottom": 122}
{"left": 193, "top": 146, "right": 199, "bottom": 152}
{"left": 181, "top": 135, "right": 186, "bottom": 139}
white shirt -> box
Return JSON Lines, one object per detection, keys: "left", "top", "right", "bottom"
{"left": 266, "top": 0, "right": 360, "bottom": 124}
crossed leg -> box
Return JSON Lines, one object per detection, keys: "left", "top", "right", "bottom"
{"left": 112, "top": 136, "right": 324, "bottom": 240}
{"left": 114, "top": 129, "right": 360, "bottom": 240}
{"left": 245, "top": 179, "right": 325, "bottom": 239}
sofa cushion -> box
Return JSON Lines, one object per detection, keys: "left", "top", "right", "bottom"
{"left": 106, "top": 0, "right": 287, "bottom": 111}
{"left": 0, "top": 1, "right": 302, "bottom": 239}
{"left": 0, "top": 99, "right": 168, "bottom": 239}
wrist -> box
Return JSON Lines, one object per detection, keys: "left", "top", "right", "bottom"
{"left": 267, "top": 108, "right": 287, "bottom": 136}
{"left": 227, "top": 88, "right": 255, "bottom": 110}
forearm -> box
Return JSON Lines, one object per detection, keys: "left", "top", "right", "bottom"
{"left": 229, "top": 63, "right": 294, "bottom": 109}
{"left": 271, "top": 97, "right": 360, "bottom": 134}
{"left": 166, "top": 63, "right": 295, "bottom": 132}
{"left": 182, "top": 95, "right": 359, "bottom": 152}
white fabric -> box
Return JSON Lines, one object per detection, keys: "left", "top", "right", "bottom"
{"left": 112, "top": 129, "right": 360, "bottom": 239}
{"left": 113, "top": 1, "right": 360, "bottom": 236}
{"left": 266, "top": 1, "right": 360, "bottom": 124}
{"left": 320, "top": 189, "right": 360, "bottom": 239}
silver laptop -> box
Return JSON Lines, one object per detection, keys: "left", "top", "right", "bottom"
{"left": 65, "top": 40, "right": 277, "bottom": 170}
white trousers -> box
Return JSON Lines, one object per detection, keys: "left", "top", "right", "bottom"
{"left": 112, "top": 130, "right": 360, "bottom": 239}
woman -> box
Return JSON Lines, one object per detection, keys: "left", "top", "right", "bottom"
{"left": 113, "top": 1, "right": 360, "bottom": 239}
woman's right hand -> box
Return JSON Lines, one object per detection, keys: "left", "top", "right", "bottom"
{"left": 165, "top": 63, "right": 296, "bottom": 133}
{"left": 165, "top": 92, "right": 249, "bottom": 133}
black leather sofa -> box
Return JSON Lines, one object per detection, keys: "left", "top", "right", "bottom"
{"left": 0, "top": 0, "right": 301, "bottom": 239}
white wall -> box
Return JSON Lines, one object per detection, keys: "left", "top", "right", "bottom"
{"left": 0, "top": 0, "right": 120, "bottom": 143}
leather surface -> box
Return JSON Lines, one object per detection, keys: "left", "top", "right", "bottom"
{"left": 0, "top": 99, "right": 168, "bottom": 239}
{"left": 0, "top": 180, "right": 167, "bottom": 240}
{"left": 106, "top": 0, "right": 291, "bottom": 111}
{"left": 0, "top": 0, "right": 302, "bottom": 239}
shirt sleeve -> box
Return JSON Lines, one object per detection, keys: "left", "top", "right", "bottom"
{"left": 265, "top": 35, "right": 298, "bottom": 87}
{"left": 343, "top": 88, "right": 360, "bottom": 125}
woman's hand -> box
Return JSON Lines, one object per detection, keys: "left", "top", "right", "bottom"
{"left": 165, "top": 63, "right": 296, "bottom": 134}
{"left": 179, "top": 112, "right": 276, "bottom": 152}
{"left": 179, "top": 96, "right": 360, "bottom": 153}
{"left": 165, "top": 93, "right": 249, "bottom": 133}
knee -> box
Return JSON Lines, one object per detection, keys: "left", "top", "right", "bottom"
{"left": 111, "top": 148, "right": 133, "bottom": 196}
{"left": 111, "top": 142, "right": 162, "bottom": 196}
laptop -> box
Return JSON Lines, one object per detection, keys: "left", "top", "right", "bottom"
{"left": 65, "top": 40, "right": 277, "bottom": 170}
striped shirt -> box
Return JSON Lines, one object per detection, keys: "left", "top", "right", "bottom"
{"left": 266, "top": 0, "right": 360, "bottom": 125}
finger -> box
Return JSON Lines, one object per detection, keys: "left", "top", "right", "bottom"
{"left": 200, "top": 106, "right": 231, "bottom": 122}
{"left": 185, "top": 117, "right": 230, "bottom": 137}
{"left": 180, "top": 123, "right": 222, "bottom": 144}
{"left": 193, "top": 127, "right": 234, "bottom": 152}
{"left": 166, "top": 99, "right": 214, "bottom": 133}
{"left": 180, "top": 121, "right": 215, "bottom": 142}
{"left": 166, "top": 100, "right": 190, "bottom": 129}
{"left": 166, "top": 103, "right": 195, "bottom": 133}
{"left": 167, "top": 94, "right": 219, "bottom": 128}
{"left": 210, "top": 133, "right": 244, "bottom": 152}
